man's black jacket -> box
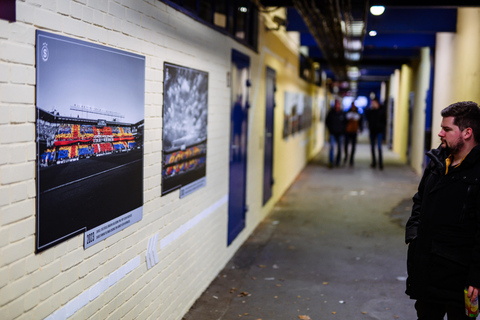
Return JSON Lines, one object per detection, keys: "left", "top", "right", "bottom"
{"left": 365, "top": 106, "right": 386, "bottom": 135}
{"left": 405, "top": 144, "right": 480, "bottom": 305}
{"left": 325, "top": 108, "right": 346, "bottom": 136}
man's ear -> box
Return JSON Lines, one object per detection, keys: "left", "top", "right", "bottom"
{"left": 464, "top": 127, "right": 473, "bottom": 140}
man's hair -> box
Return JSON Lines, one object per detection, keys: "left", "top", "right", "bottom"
{"left": 441, "top": 101, "right": 480, "bottom": 142}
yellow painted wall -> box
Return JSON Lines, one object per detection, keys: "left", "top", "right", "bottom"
{"left": 410, "top": 48, "right": 431, "bottom": 174}
{"left": 236, "top": 11, "right": 325, "bottom": 247}
{"left": 431, "top": 32, "right": 456, "bottom": 149}
{"left": 388, "top": 70, "right": 400, "bottom": 149}
{"left": 453, "top": 8, "right": 480, "bottom": 103}
{"left": 431, "top": 9, "right": 480, "bottom": 151}
{"left": 394, "top": 65, "right": 413, "bottom": 162}
{"left": 372, "top": 11, "right": 480, "bottom": 172}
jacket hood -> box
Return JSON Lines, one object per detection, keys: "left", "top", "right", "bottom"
{"left": 426, "top": 145, "right": 447, "bottom": 173}
{"left": 462, "top": 143, "right": 480, "bottom": 167}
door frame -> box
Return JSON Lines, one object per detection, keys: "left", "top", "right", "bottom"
{"left": 227, "top": 49, "right": 250, "bottom": 245}
{"left": 263, "top": 66, "right": 276, "bottom": 205}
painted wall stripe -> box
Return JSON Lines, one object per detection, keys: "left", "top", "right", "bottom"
{"left": 44, "top": 256, "right": 141, "bottom": 320}
{"left": 160, "top": 194, "right": 229, "bottom": 249}
{"left": 44, "top": 195, "right": 228, "bottom": 319}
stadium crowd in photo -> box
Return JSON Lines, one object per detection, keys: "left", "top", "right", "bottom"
{"left": 37, "top": 108, "right": 143, "bottom": 166}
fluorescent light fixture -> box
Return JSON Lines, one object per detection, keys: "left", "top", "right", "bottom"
{"left": 346, "top": 21, "right": 364, "bottom": 36}
{"left": 347, "top": 67, "right": 361, "bottom": 79}
{"left": 344, "top": 39, "right": 362, "bottom": 50}
{"left": 300, "top": 46, "right": 309, "bottom": 56}
{"left": 370, "top": 6, "right": 385, "bottom": 16}
{"left": 369, "top": 30, "right": 377, "bottom": 36}
{"left": 345, "top": 52, "right": 361, "bottom": 61}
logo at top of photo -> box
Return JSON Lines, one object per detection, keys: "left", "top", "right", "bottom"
{"left": 41, "top": 42, "right": 49, "bottom": 62}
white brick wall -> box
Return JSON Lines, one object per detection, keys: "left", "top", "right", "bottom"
{"left": 88, "top": 0, "right": 109, "bottom": 14}
{"left": 34, "top": 8, "right": 64, "bottom": 31}
{"left": 0, "top": 1, "right": 323, "bottom": 319}
{"left": 0, "top": 42, "right": 33, "bottom": 65}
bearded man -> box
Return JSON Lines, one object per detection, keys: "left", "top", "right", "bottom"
{"left": 406, "top": 101, "right": 480, "bottom": 319}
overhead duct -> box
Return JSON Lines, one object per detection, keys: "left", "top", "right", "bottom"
{"left": 292, "top": 0, "right": 369, "bottom": 82}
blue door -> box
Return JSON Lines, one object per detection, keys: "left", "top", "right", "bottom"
{"left": 263, "top": 67, "right": 276, "bottom": 205}
{"left": 228, "top": 49, "right": 250, "bottom": 245}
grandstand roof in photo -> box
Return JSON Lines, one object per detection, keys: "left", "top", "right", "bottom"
{"left": 37, "top": 107, "right": 144, "bottom": 128}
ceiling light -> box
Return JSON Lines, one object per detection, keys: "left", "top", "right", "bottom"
{"left": 346, "top": 21, "right": 364, "bottom": 36}
{"left": 239, "top": 7, "right": 247, "bottom": 13}
{"left": 369, "top": 30, "right": 377, "bottom": 36}
{"left": 344, "top": 39, "right": 362, "bottom": 50}
{"left": 347, "top": 68, "right": 361, "bottom": 80}
{"left": 345, "top": 52, "right": 361, "bottom": 61}
{"left": 370, "top": 6, "right": 385, "bottom": 16}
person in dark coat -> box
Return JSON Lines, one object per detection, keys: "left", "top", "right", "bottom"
{"left": 343, "top": 102, "right": 363, "bottom": 167}
{"left": 405, "top": 101, "right": 480, "bottom": 319}
{"left": 365, "top": 98, "right": 387, "bottom": 169}
{"left": 325, "top": 100, "right": 346, "bottom": 168}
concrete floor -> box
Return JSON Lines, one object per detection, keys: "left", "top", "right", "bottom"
{"left": 183, "top": 140, "right": 421, "bottom": 320}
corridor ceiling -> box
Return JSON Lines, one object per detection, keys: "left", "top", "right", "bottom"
{"left": 258, "top": 0, "right": 480, "bottom": 97}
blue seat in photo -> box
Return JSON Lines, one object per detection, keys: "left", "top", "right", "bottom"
{"left": 58, "top": 149, "right": 69, "bottom": 159}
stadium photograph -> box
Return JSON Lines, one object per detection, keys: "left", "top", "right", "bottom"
{"left": 162, "top": 63, "right": 208, "bottom": 196}
{"left": 35, "top": 31, "right": 145, "bottom": 252}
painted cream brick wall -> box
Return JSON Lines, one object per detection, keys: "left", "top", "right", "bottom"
{"left": 0, "top": 1, "right": 325, "bottom": 320}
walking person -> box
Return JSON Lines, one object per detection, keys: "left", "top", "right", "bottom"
{"left": 326, "top": 100, "right": 346, "bottom": 168}
{"left": 365, "top": 98, "right": 386, "bottom": 169}
{"left": 405, "top": 101, "right": 480, "bottom": 319}
{"left": 343, "top": 102, "right": 362, "bottom": 167}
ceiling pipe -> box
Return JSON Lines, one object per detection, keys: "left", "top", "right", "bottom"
{"left": 293, "top": 0, "right": 348, "bottom": 79}
{"left": 343, "top": 0, "right": 370, "bottom": 73}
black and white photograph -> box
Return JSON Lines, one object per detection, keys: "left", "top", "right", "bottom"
{"left": 302, "top": 94, "right": 313, "bottom": 130}
{"left": 283, "top": 91, "right": 296, "bottom": 138}
{"left": 283, "top": 92, "right": 313, "bottom": 139}
{"left": 162, "top": 63, "right": 208, "bottom": 196}
{"left": 35, "top": 30, "right": 145, "bottom": 252}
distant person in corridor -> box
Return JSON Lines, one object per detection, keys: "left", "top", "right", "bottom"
{"left": 365, "top": 98, "right": 386, "bottom": 169}
{"left": 343, "top": 102, "right": 362, "bottom": 167}
{"left": 405, "top": 101, "right": 480, "bottom": 319}
{"left": 326, "top": 100, "right": 346, "bottom": 168}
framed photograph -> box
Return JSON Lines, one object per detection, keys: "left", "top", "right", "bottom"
{"left": 302, "top": 94, "right": 313, "bottom": 130}
{"left": 35, "top": 31, "right": 145, "bottom": 252}
{"left": 283, "top": 92, "right": 295, "bottom": 138}
{"left": 162, "top": 63, "right": 208, "bottom": 196}
{"left": 283, "top": 92, "right": 313, "bottom": 139}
